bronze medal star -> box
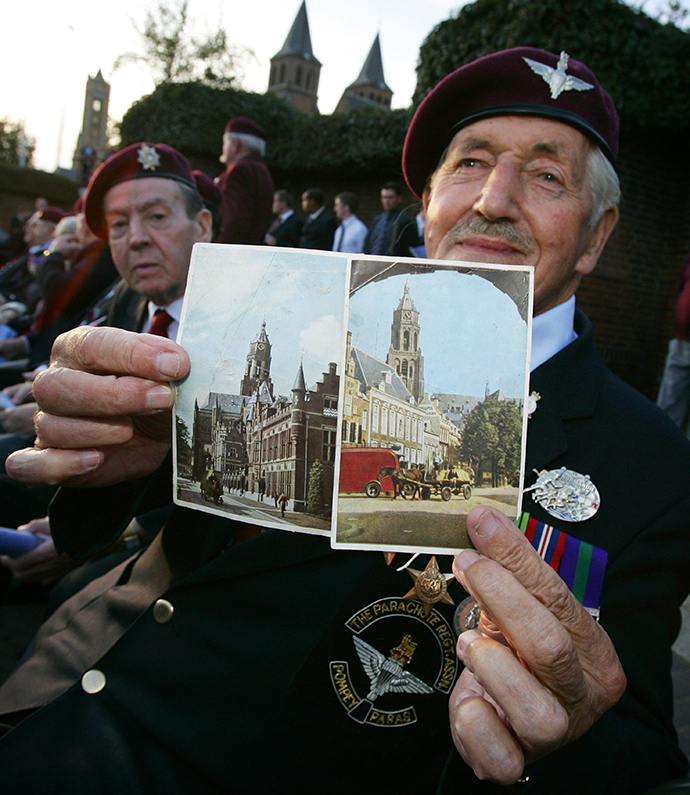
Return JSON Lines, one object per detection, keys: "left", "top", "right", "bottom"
{"left": 402, "top": 556, "right": 455, "bottom": 617}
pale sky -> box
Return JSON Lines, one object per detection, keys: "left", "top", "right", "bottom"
{"left": 3, "top": 0, "right": 468, "bottom": 173}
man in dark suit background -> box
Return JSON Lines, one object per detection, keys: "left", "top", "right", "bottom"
{"left": 364, "top": 181, "right": 419, "bottom": 257}
{"left": 298, "top": 188, "right": 337, "bottom": 250}
{"left": 265, "top": 190, "right": 303, "bottom": 248}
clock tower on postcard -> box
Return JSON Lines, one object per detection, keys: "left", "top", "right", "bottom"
{"left": 386, "top": 281, "right": 424, "bottom": 404}
{"left": 241, "top": 320, "right": 273, "bottom": 397}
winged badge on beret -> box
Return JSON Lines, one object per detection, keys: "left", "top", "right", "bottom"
{"left": 523, "top": 51, "right": 594, "bottom": 99}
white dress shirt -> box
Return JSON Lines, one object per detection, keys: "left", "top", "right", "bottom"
{"left": 530, "top": 295, "right": 578, "bottom": 372}
{"left": 332, "top": 214, "right": 368, "bottom": 253}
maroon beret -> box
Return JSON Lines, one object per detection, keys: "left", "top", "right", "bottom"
{"left": 403, "top": 47, "right": 619, "bottom": 198}
{"left": 84, "top": 142, "right": 196, "bottom": 238}
{"left": 224, "top": 117, "right": 265, "bottom": 139}
{"left": 37, "top": 207, "right": 67, "bottom": 225}
{"left": 191, "top": 170, "right": 222, "bottom": 208}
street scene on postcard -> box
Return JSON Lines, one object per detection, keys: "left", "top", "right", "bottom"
{"left": 174, "top": 244, "right": 348, "bottom": 535}
{"left": 334, "top": 259, "right": 533, "bottom": 554}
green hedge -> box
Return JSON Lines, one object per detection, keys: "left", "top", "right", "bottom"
{"left": 119, "top": 82, "right": 411, "bottom": 174}
{"left": 414, "top": 0, "right": 690, "bottom": 128}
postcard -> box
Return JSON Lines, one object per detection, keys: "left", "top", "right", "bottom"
{"left": 173, "top": 246, "right": 533, "bottom": 553}
{"left": 174, "top": 244, "right": 348, "bottom": 535}
{"left": 332, "top": 256, "right": 533, "bottom": 555}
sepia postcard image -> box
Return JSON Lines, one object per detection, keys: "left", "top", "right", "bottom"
{"left": 173, "top": 244, "right": 349, "bottom": 535}
{"left": 332, "top": 256, "right": 534, "bottom": 556}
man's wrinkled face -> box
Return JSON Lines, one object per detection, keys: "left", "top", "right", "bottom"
{"left": 104, "top": 177, "right": 211, "bottom": 306}
{"left": 380, "top": 189, "right": 402, "bottom": 212}
{"left": 423, "top": 116, "right": 617, "bottom": 315}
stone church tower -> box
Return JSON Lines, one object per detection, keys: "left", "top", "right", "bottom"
{"left": 267, "top": 0, "right": 321, "bottom": 113}
{"left": 241, "top": 321, "right": 274, "bottom": 397}
{"left": 72, "top": 70, "right": 110, "bottom": 185}
{"left": 386, "top": 281, "right": 424, "bottom": 404}
{"left": 334, "top": 34, "right": 392, "bottom": 114}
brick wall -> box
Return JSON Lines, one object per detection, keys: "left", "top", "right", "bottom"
{"left": 577, "top": 128, "right": 690, "bottom": 399}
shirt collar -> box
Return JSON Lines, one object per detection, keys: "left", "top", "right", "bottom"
{"left": 308, "top": 206, "right": 325, "bottom": 221}
{"left": 279, "top": 209, "right": 294, "bottom": 222}
{"left": 530, "top": 295, "right": 577, "bottom": 372}
{"left": 147, "top": 297, "right": 184, "bottom": 342}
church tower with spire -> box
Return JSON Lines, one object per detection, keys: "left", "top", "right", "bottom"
{"left": 241, "top": 321, "right": 274, "bottom": 397}
{"left": 267, "top": 1, "right": 321, "bottom": 113}
{"left": 386, "top": 281, "right": 424, "bottom": 404}
{"left": 72, "top": 70, "right": 110, "bottom": 185}
{"left": 334, "top": 34, "right": 392, "bottom": 114}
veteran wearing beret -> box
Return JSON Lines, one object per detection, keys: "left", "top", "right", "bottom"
{"left": 2, "top": 49, "right": 690, "bottom": 794}
{"left": 216, "top": 116, "right": 275, "bottom": 245}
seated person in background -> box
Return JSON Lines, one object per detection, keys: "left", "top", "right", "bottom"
{"left": 1, "top": 50, "right": 690, "bottom": 795}
{"left": 0, "top": 212, "right": 118, "bottom": 375}
{"left": 0, "top": 207, "right": 66, "bottom": 320}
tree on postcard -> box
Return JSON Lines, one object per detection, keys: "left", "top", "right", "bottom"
{"left": 461, "top": 396, "right": 521, "bottom": 488}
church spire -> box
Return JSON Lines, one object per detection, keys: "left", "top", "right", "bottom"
{"left": 334, "top": 33, "right": 393, "bottom": 113}
{"left": 267, "top": 1, "right": 321, "bottom": 113}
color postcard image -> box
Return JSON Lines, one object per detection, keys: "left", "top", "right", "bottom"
{"left": 333, "top": 257, "right": 533, "bottom": 555}
{"left": 174, "top": 244, "right": 348, "bottom": 535}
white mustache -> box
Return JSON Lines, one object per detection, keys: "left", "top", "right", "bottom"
{"left": 446, "top": 217, "right": 535, "bottom": 254}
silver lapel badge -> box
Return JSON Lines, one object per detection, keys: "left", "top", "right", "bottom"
{"left": 523, "top": 51, "right": 594, "bottom": 99}
{"left": 524, "top": 466, "right": 600, "bottom": 522}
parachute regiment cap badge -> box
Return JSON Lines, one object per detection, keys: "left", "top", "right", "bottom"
{"left": 522, "top": 51, "right": 595, "bottom": 100}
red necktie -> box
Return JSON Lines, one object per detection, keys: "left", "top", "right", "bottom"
{"left": 148, "top": 309, "right": 174, "bottom": 338}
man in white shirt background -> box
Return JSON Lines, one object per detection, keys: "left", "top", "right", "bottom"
{"left": 332, "top": 192, "right": 368, "bottom": 254}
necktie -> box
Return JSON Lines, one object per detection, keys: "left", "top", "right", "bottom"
{"left": 335, "top": 225, "right": 343, "bottom": 251}
{"left": 148, "top": 308, "right": 174, "bottom": 338}
{"left": 372, "top": 212, "right": 391, "bottom": 255}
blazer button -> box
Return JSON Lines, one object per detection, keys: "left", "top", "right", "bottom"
{"left": 82, "top": 669, "right": 106, "bottom": 694}
{"left": 153, "top": 599, "right": 174, "bottom": 623}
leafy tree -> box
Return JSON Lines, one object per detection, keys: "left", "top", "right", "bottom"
{"left": 414, "top": 0, "right": 690, "bottom": 128}
{"left": 114, "top": 0, "right": 250, "bottom": 87}
{"left": 0, "top": 118, "right": 34, "bottom": 167}
{"left": 461, "top": 395, "right": 522, "bottom": 487}
{"left": 306, "top": 459, "right": 324, "bottom": 514}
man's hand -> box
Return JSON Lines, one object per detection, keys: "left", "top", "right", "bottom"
{"left": 0, "top": 337, "right": 28, "bottom": 361}
{"left": 0, "top": 517, "right": 77, "bottom": 586}
{"left": 1, "top": 402, "right": 38, "bottom": 434}
{"left": 450, "top": 507, "right": 626, "bottom": 785}
{"left": 3, "top": 380, "right": 34, "bottom": 405}
{"left": 6, "top": 326, "right": 190, "bottom": 488}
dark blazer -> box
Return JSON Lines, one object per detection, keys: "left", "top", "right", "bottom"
{"left": 441, "top": 309, "right": 690, "bottom": 793}
{"left": 1, "top": 312, "right": 689, "bottom": 793}
{"left": 104, "top": 280, "right": 148, "bottom": 332}
{"left": 364, "top": 209, "right": 419, "bottom": 257}
{"left": 217, "top": 154, "right": 274, "bottom": 245}
{"left": 299, "top": 208, "right": 338, "bottom": 251}
{"left": 270, "top": 212, "right": 303, "bottom": 248}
